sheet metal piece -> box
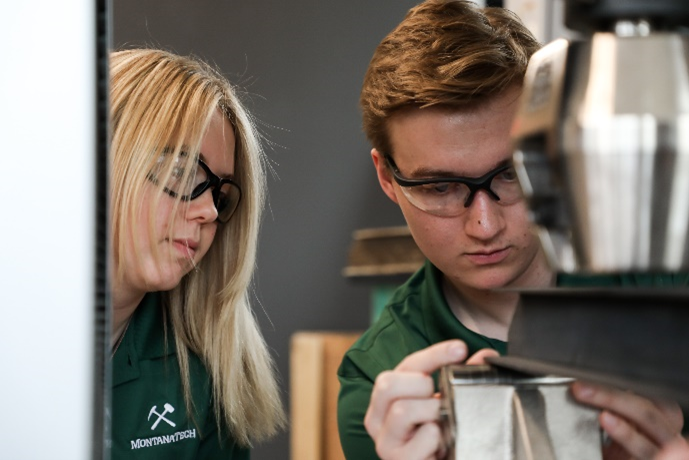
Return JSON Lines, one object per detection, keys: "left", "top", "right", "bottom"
{"left": 440, "top": 365, "right": 602, "bottom": 460}
{"left": 489, "top": 288, "right": 689, "bottom": 407}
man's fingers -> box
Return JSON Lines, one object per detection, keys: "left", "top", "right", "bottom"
{"left": 365, "top": 371, "right": 435, "bottom": 438}
{"left": 654, "top": 437, "right": 689, "bottom": 460}
{"left": 572, "top": 382, "right": 682, "bottom": 446}
{"left": 657, "top": 399, "right": 685, "bottom": 434}
{"left": 395, "top": 340, "right": 468, "bottom": 374}
{"left": 600, "top": 410, "right": 660, "bottom": 460}
{"left": 404, "top": 422, "right": 443, "bottom": 460}
{"left": 375, "top": 399, "right": 442, "bottom": 458}
{"left": 364, "top": 340, "right": 487, "bottom": 459}
{"left": 376, "top": 421, "right": 443, "bottom": 460}
{"left": 466, "top": 348, "right": 499, "bottom": 365}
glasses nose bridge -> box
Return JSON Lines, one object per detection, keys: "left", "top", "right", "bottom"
{"left": 463, "top": 177, "right": 501, "bottom": 207}
{"left": 189, "top": 171, "right": 221, "bottom": 211}
{"left": 204, "top": 176, "right": 224, "bottom": 212}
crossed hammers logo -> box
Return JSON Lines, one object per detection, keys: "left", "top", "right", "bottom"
{"left": 148, "top": 403, "right": 176, "bottom": 430}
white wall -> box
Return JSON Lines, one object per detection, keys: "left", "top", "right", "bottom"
{"left": 0, "top": 2, "right": 98, "bottom": 459}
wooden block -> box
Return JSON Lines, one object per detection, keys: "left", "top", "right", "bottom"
{"left": 290, "top": 332, "right": 361, "bottom": 460}
{"left": 343, "top": 226, "right": 424, "bottom": 278}
{"left": 290, "top": 333, "right": 325, "bottom": 460}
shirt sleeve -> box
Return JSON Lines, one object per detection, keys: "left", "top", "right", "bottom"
{"left": 337, "top": 373, "right": 380, "bottom": 460}
{"left": 337, "top": 349, "right": 384, "bottom": 460}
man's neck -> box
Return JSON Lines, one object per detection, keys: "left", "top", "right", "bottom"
{"left": 442, "top": 278, "right": 519, "bottom": 341}
{"left": 442, "top": 264, "right": 555, "bottom": 341}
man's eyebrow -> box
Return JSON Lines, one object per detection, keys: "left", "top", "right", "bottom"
{"left": 407, "top": 158, "right": 512, "bottom": 179}
{"left": 406, "top": 166, "right": 460, "bottom": 179}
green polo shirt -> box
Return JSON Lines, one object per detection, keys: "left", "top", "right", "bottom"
{"left": 337, "top": 261, "right": 506, "bottom": 460}
{"left": 110, "top": 293, "right": 249, "bottom": 459}
{"left": 337, "top": 260, "right": 689, "bottom": 459}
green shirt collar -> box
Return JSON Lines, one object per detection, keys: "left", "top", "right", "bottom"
{"left": 419, "top": 260, "right": 508, "bottom": 355}
{"left": 112, "top": 292, "right": 174, "bottom": 386}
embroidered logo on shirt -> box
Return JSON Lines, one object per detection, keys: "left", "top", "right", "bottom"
{"left": 128, "top": 402, "right": 197, "bottom": 450}
{"left": 148, "top": 403, "right": 176, "bottom": 430}
{"left": 130, "top": 429, "right": 197, "bottom": 450}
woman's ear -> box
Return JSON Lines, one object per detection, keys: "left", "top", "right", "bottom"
{"left": 371, "top": 149, "right": 399, "bottom": 205}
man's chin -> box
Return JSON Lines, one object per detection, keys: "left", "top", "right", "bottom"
{"left": 456, "top": 270, "right": 523, "bottom": 292}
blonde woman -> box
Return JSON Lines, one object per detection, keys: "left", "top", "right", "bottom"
{"left": 109, "top": 49, "right": 284, "bottom": 459}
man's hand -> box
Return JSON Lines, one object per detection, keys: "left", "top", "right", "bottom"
{"left": 571, "top": 381, "right": 684, "bottom": 460}
{"left": 655, "top": 437, "right": 689, "bottom": 460}
{"left": 363, "top": 341, "right": 498, "bottom": 460}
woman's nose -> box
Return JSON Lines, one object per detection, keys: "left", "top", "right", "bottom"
{"left": 187, "top": 188, "right": 218, "bottom": 223}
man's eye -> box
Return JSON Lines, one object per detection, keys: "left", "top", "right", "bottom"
{"left": 497, "top": 167, "right": 517, "bottom": 182}
{"left": 418, "top": 182, "right": 453, "bottom": 195}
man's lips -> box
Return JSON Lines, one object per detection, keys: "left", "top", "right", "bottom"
{"left": 464, "top": 247, "right": 510, "bottom": 265}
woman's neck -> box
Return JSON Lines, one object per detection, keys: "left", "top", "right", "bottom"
{"left": 110, "top": 281, "right": 145, "bottom": 349}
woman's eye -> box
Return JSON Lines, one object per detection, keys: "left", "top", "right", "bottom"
{"left": 215, "top": 191, "right": 229, "bottom": 210}
{"left": 171, "top": 166, "right": 186, "bottom": 179}
{"left": 166, "top": 165, "right": 197, "bottom": 195}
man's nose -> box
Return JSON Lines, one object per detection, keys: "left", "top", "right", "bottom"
{"left": 463, "top": 190, "right": 506, "bottom": 240}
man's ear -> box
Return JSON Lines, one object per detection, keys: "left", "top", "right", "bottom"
{"left": 371, "top": 148, "right": 399, "bottom": 205}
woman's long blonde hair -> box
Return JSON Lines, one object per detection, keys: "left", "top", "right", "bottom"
{"left": 109, "top": 48, "right": 284, "bottom": 446}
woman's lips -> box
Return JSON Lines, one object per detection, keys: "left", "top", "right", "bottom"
{"left": 465, "top": 247, "right": 510, "bottom": 265}
{"left": 171, "top": 239, "right": 198, "bottom": 258}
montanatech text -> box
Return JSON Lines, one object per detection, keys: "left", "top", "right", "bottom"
{"left": 131, "top": 429, "right": 197, "bottom": 449}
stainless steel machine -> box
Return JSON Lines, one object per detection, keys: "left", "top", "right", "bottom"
{"left": 441, "top": 0, "right": 689, "bottom": 457}
{"left": 500, "top": 0, "right": 689, "bottom": 399}
{"left": 511, "top": 0, "right": 689, "bottom": 274}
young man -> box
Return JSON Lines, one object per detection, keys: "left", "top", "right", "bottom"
{"left": 337, "top": 1, "right": 684, "bottom": 459}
